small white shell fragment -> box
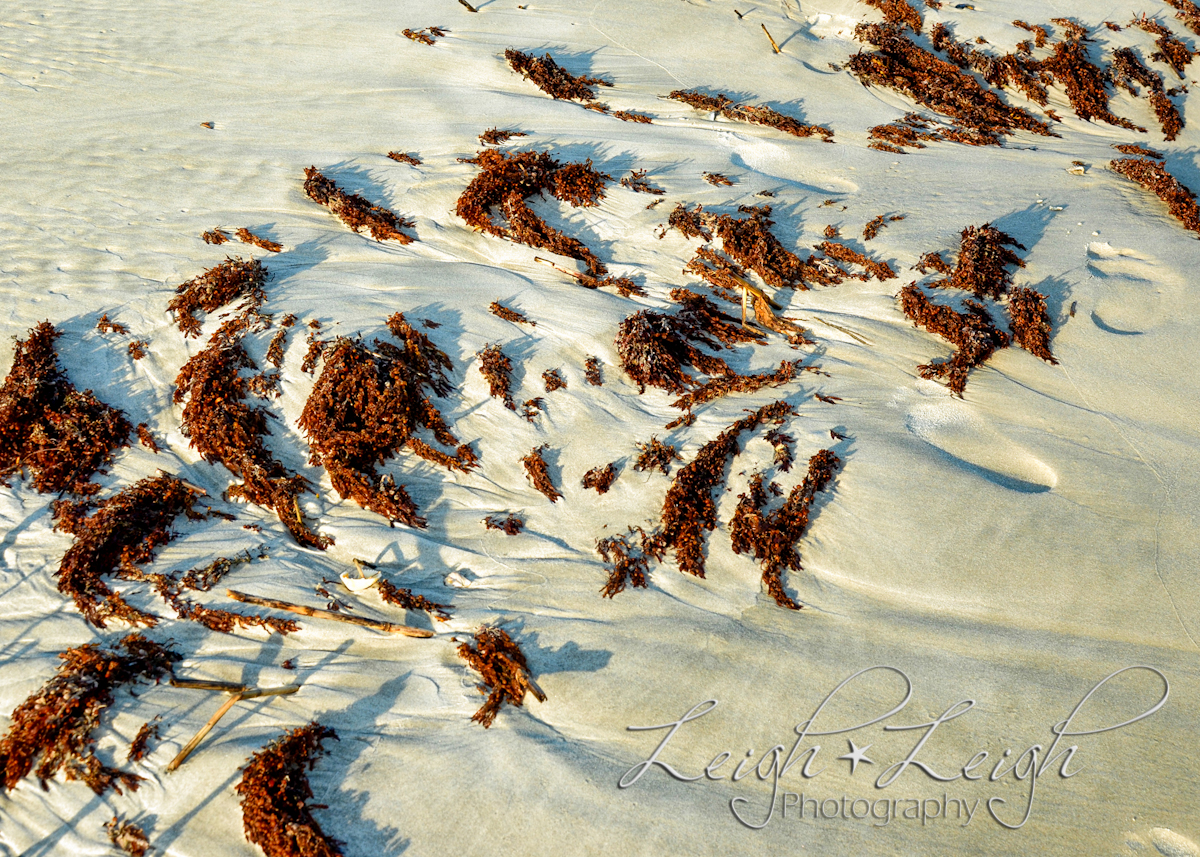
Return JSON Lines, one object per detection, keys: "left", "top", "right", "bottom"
{"left": 340, "top": 570, "right": 380, "bottom": 592}
{"left": 1068, "top": 165, "right": 1086, "bottom": 175}
{"left": 444, "top": 571, "right": 472, "bottom": 589}
{"left": 1049, "top": 206, "right": 1065, "bottom": 211}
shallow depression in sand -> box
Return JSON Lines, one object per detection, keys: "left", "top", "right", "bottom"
{"left": 906, "top": 398, "right": 1058, "bottom": 493}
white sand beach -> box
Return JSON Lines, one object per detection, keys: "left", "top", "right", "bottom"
{"left": 0, "top": 0, "right": 1197, "bottom": 854}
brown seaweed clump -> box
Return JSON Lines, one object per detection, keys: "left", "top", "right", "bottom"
{"left": 201, "top": 228, "right": 230, "bottom": 245}
{"left": 175, "top": 321, "right": 329, "bottom": 548}
{"left": 1166, "top": 0, "right": 1200, "bottom": 35}
{"left": 505, "top": 49, "right": 611, "bottom": 102}
{"left": 646, "top": 400, "right": 795, "bottom": 578}
{"left": 145, "top": 551, "right": 298, "bottom": 636}
{"left": 476, "top": 343, "right": 517, "bottom": 409}
{"left": 235, "top": 722, "right": 342, "bottom": 857}
{"left": 1109, "top": 48, "right": 1182, "bottom": 140}
{"left": 634, "top": 437, "right": 681, "bottom": 476}
{"left": 1111, "top": 142, "right": 1164, "bottom": 158}
{"left": 520, "top": 444, "right": 561, "bottom": 502}
{"left": 387, "top": 151, "right": 422, "bottom": 165}
{"left": 542, "top": 368, "right": 566, "bottom": 392}
{"left": 668, "top": 90, "right": 833, "bottom": 140}
{"left": 620, "top": 169, "right": 664, "bottom": 195}
{"left": 457, "top": 627, "right": 546, "bottom": 728}
{"left": 614, "top": 298, "right": 742, "bottom": 394}
{"left": 863, "top": 0, "right": 923, "bottom": 32}
{"left": 765, "top": 427, "right": 795, "bottom": 471}
{"left": 943, "top": 223, "right": 1026, "bottom": 300}
{"left": 265, "top": 313, "right": 298, "bottom": 368}
{"left": 582, "top": 462, "right": 617, "bottom": 493}
{"left": 96, "top": 314, "right": 130, "bottom": 335}
{"left": 106, "top": 817, "right": 151, "bottom": 857}
{"left": 847, "top": 23, "right": 1053, "bottom": 143}
{"left": 456, "top": 148, "right": 611, "bottom": 275}
{"left": 1039, "top": 37, "right": 1143, "bottom": 131}
{"left": 0, "top": 634, "right": 179, "bottom": 794}
{"left": 669, "top": 359, "right": 805, "bottom": 416}
{"left": 1131, "top": 16, "right": 1194, "bottom": 78}
{"left": 490, "top": 301, "right": 534, "bottom": 325}
{"left": 0, "top": 322, "right": 132, "bottom": 496}
{"left": 402, "top": 26, "right": 446, "bottom": 45}
{"left": 479, "top": 127, "right": 527, "bottom": 145}
{"left": 377, "top": 579, "right": 452, "bottom": 622}
{"left": 1007, "top": 287, "right": 1057, "bottom": 363}
{"left": 168, "top": 257, "right": 267, "bottom": 338}
{"left": 816, "top": 242, "right": 897, "bottom": 280}
{"left": 899, "top": 285, "right": 1010, "bottom": 395}
{"left": 52, "top": 473, "right": 201, "bottom": 628}
{"left": 1110, "top": 157, "right": 1200, "bottom": 234}
{"left": 298, "top": 313, "right": 475, "bottom": 530}
{"left": 484, "top": 513, "right": 525, "bottom": 535}
{"left": 598, "top": 529, "right": 651, "bottom": 597}
{"left": 303, "top": 166, "right": 415, "bottom": 244}
{"left": 584, "top": 356, "right": 603, "bottom": 386}
{"left": 712, "top": 206, "right": 841, "bottom": 289}
{"left": 729, "top": 450, "right": 840, "bottom": 609}
{"left": 235, "top": 228, "right": 283, "bottom": 253}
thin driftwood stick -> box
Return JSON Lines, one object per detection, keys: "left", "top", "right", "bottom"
{"left": 225, "top": 589, "right": 435, "bottom": 637}
{"left": 458, "top": 0, "right": 478, "bottom": 11}
{"left": 166, "top": 685, "right": 300, "bottom": 772}
{"left": 762, "top": 24, "right": 781, "bottom": 54}
{"left": 170, "top": 678, "right": 247, "bottom": 693}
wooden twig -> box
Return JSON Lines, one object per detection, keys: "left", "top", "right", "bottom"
{"left": 225, "top": 589, "right": 435, "bottom": 637}
{"left": 458, "top": 0, "right": 478, "bottom": 10}
{"left": 166, "top": 685, "right": 299, "bottom": 772}
{"left": 170, "top": 678, "right": 247, "bottom": 693}
{"left": 762, "top": 24, "right": 781, "bottom": 53}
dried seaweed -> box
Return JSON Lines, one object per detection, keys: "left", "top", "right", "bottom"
{"left": 505, "top": 49, "right": 611, "bottom": 101}
{"left": 387, "top": 151, "right": 422, "bottom": 165}
{"left": 456, "top": 148, "right": 610, "bottom": 275}
{"left": 817, "top": 241, "right": 897, "bottom": 280}
{"left": 520, "top": 444, "right": 561, "bottom": 502}
{"left": 521, "top": 397, "right": 545, "bottom": 422}
{"left": 0, "top": 322, "right": 131, "bottom": 496}
{"left": 584, "top": 356, "right": 603, "bottom": 386}
{"left": 729, "top": 450, "right": 840, "bottom": 609}
{"left": 96, "top": 314, "right": 130, "bottom": 335}
{"left": 634, "top": 437, "right": 681, "bottom": 476}
{"left": 764, "top": 426, "right": 795, "bottom": 471}
{"left": 613, "top": 110, "right": 653, "bottom": 123}
{"left": 712, "top": 205, "right": 838, "bottom": 289}
{"left": 1008, "top": 287, "right": 1057, "bottom": 363}
{"left": 614, "top": 294, "right": 745, "bottom": 394}
{"left": 235, "top": 722, "right": 342, "bottom": 857}
{"left": 265, "top": 313, "right": 297, "bottom": 368}
{"left": 542, "top": 368, "right": 566, "bottom": 392}
{"left": 457, "top": 627, "right": 545, "bottom": 728}
{"left": 149, "top": 571, "right": 298, "bottom": 635}
{"left": 298, "top": 314, "right": 474, "bottom": 529}
{"left": 598, "top": 528, "right": 651, "bottom": 597}
{"left": 202, "top": 228, "right": 230, "bottom": 245}
{"left": 1150, "top": 91, "right": 1184, "bottom": 140}
{"left": 1110, "top": 157, "right": 1200, "bottom": 234}
{"left": 402, "top": 26, "right": 446, "bottom": 45}
{"left": 106, "top": 817, "right": 150, "bottom": 857}
{"left": 1133, "top": 16, "right": 1194, "bottom": 78}
{"left": 484, "top": 513, "right": 525, "bottom": 535}
{"left": 864, "top": 0, "right": 923, "bottom": 32}
{"left": 1111, "top": 46, "right": 1165, "bottom": 96}
{"left": 377, "top": 579, "right": 452, "bottom": 622}
{"left": 848, "top": 24, "right": 1053, "bottom": 142}
{"left": 899, "top": 285, "right": 1009, "bottom": 395}
{"left": 1166, "top": 0, "right": 1200, "bottom": 35}
{"left": 704, "top": 172, "right": 733, "bottom": 186}
{"left": 667, "top": 203, "right": 713, "bottom": 241}
{"left": 1040, "top": 38, "right": 1143, "bottom": 131}
{"left": 235, "top": 228, "right": 282, "bottom": 253}
{"left": 136, "top": 423, "right": 160, "bottom": 453}
{"left": 915, "top": 250, "right": 953, "bottom": 275}
{"left": 52, "top": 473, "right": 201, "bottom": 627}
{"left": 645, "top": 399, "right": 795, "bottom": 577}
{"left": 477, "top": 343, "right": 516, "bottom": 410}
{"left": 582, "top": 462, "right": 617, "bottom": 494}
{"left": 490, "top": 301, "right": 535, "bottom": 326}
{"left": 941, "top": 223, "right": 1026, "bottom": 300}
{"left": 1013, "top": 20, "right": 1049, "bottom": 48}
{"left": 303, "top": 166, "right": 415, "bottom": 244}
{"left": 0, "top": 634, "right": 178, "bottom": 794}
{"left": 669, "top": 359, "right": 804, "bottom": 413}
{"left": 668, "top": 90, "right": 834, "bottom": 140}
{"left": 168, "top": 257, "right": 267, "bottom": 338}
{"left": 300, "top": 328, "right": 326, "bottom": 375}
{"left": 1112, "top": 142, "right": 1164, "bottom": 158}
{"left": 620, "top": 169, "right": 664, "bottom": 195}
{"left": 479, "top": 128, "right": 527, "bottom": 145}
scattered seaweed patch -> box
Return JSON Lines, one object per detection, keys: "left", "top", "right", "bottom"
{"left": 520, "top": 444, "right": 561, "bottom": 502}
{"left": 634, "top": 437, "right": 681, "bottom": 475}
{"left": 484, "top": 513, "right": 525, "bottom": 535}
{"left": 613, "top": 110, "right": 653, "bottom": 123}
{"left": 1166, "top": 0, "right": 1200, "bottom": 35}
{"left": 505, "top": 49, "right": 611, "bottom": 101}
{"left": 127, "top": 340, "right": 148, "bottom": 360}
{"left": 490, "top": 301, "right": 535, "bottom": 326}
{"left": 479, "top": 128, "right": 528, "bottom": 145}
{"left": 298, "top": 314, "right": 475, "bottom": 530}
{"left": 0, "top": 634, "right": 179, "bottom": 794}
{"left": 477, "top": 343, "right": 517, "bottom": 410}
{"left": 521, "top": 397, "right": 545, "bottom": 422}
{"left": 265, "top": 313, "right": 298, "bottom": 368}
{"left": 1110, "top": 157, "right": 1200, "bottom": 234}
{"left": 303, "top": 166, "right": 415, "bottom": 243}
{"left": 377, "top": 579, "right": 452, "bottom": 622}
{"left": 668, "top": 89, "right": 833, "bottom": 140}
{"left": 202, "top": 228, "right": 230, "bottom": 245}
{"left": 669, "top": 359, "right": 805, "bottom": 416}
{"left": 1038, "top": 35, "right": 1143, "bottom": 131}
{"left": 136, "top": 423, "right": 160, "bottom": 453}
{"left": 402, "top": 26, "right": 446, "bottom": 45}
{"left": 1132, "top": 16, "right": 1194, "bottom": 78}
{"left": 598, "top": 529, "right": 651, "bottom": 597}
{"left": 615, "top": 299, "right": 740, "bottom": 394}
{"left": 235, "top": 722, "right": 342, "bottom": 857}
{"left": 236, "top": 228, "right": 282, "bottom": 253}
{"left": 1112, "top": 142, "right": 1164, "bottom": 158}
{"left": 0, "top": 322, "right": 131, "bottom": 496}
{"left": 52, "top": 473, "right": 201, "bottom": 627}
{"left": 456, "top": 148, "right": 610, "bottom": 275}
{"left": 645, "top": 400, "right": 795, "bottom": 578}
{"left": 542, "top": 368, "right": 567, "bottom": 392}
{"left": 584, "top": 356, "right": 603, "bottom": 386}
{"left": 582, "top": 462, "right": 617, "bottom": 494}
{"left": 942, "top": 223, "right": 1026, "bottom": 300}
{"left": 863, "top": 0, "right": 923, "bottom": 32}
{"left": 96, "top": 314, "right": 130, "bottom": 335}
{"left": 168, "top": 257, "right": 267, "bottom": 338}
{"left": 704, "top": 172, "right": 734, "bottom": 186}
{"left": 765, "top": 426, "right": 795, "bottom": 472}
{"left": 1008, "top": 286, "right": 1057, "bottom": 363}
{"left": 899, "top": 284, "right": 1009, "bottom": 395}
{"left": 620, "top": 169, "right": 664, "bottom": 195}
{"left": 106, "top": 817, "right": 150, "bottom": 857}
{"left": 729, "top": 450, "right": 840, "bottom": 609}
{"left": 457, "top": 627, "right": 546, "bottom": 728}
{"left": 387, "top": 151, "right": 422, "bottom": 165}
{"left": 817, "top": 241, "right": 897, "bottom": 280}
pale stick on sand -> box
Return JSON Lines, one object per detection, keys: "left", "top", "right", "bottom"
{"left": 166, "top": 685, "right": 300, "bottom": 772}
{"left": 762, "top": 24, "right": 781, "bottom": 54}
{"left": 169, "top": 678, "right": 247, "bottom": 692}
{"left": 226, "top": 589, "right": 436, "bottom": 637}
